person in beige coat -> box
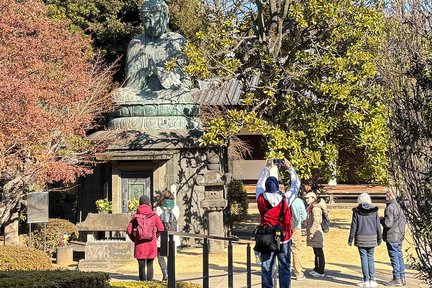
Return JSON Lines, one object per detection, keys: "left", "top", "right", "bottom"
{"left": 305, "top": 192, "right": 327, "bottom": 277}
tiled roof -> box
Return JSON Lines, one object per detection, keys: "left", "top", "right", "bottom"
{"left": 193, "top": 75, "right": 259, "bottom": 106}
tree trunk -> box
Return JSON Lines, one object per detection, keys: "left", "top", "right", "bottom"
{"left": 4, "top": 210, "right": 19, "bottom": 245}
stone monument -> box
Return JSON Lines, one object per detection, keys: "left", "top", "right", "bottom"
{"left": 111, "top": 0, "right": 199, "bottom": 130}
{"left": 89, "top": 0, "right": 229, "bottom": 254}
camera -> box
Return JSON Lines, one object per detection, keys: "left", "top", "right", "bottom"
{"left": 273, "top": 159, "right": 284, "bottom": 168}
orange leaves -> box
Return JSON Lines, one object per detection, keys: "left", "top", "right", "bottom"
{"left": 0, "top": 0, "right": 114, "bottom": 189}
{"left": 45, "top": 161, "right": 92, "bottom": 184}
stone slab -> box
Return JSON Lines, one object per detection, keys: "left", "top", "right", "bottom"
{"left": 76, "top": 213, "right": 131, "bottom": 232}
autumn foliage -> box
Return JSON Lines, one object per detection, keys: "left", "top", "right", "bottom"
{"left": 0, "top": 0, "right": 114, "bottom": 224}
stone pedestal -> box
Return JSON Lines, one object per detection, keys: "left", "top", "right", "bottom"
{"left": 57, "top": 246, "right": 74, "bottom": 266}
{"left": 202, "top": 198, "right": 227, "bottom": 253}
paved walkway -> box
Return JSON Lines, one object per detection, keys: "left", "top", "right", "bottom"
{"left": 106, "top": 204, "right": 425, "bottom": 287}
{"left": 109, "top": 265, "right": 423, "bottom": 288}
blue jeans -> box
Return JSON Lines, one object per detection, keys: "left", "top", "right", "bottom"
{"left": 386, "top": 242, "right": 405, "bottom": 280}
{"left": 358, "top": 247, "right": 375, "bottom": 282}
{"left": 261, "top": 240, "right": 291, "bottom": 288}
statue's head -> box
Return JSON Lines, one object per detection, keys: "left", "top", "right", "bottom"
{"left": 141, "top": 0, "right": 169, "bottom": 39}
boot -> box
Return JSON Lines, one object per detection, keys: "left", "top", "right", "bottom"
{"left": 162, "top": 269, "right": 168, "bottom": 281}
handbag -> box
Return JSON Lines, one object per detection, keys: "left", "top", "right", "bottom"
{"left": 253, "top": 195, "right": 286, "bottom": 253}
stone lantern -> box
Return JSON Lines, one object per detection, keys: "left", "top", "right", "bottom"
{"left": 197, "top": 150, "right": 228, "bottom": 253}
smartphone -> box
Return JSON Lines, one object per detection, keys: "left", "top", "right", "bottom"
{"left": 273, "top": 159, "right": 284, "bottom": 167}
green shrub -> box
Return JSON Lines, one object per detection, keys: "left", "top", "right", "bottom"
{"left": 31, "top": 218, "right": 78, "bottom": 256}
{"left": 227, "top": 179, "right": 249, "bottom": 223}
{"left": 0, "top": 245, "right": 52, "bottom": 271}
{"left": 110, "top": 281, "right": 201, "bottom": 288}
{"left": 0, "top": 270, "right": 109, "bottom": 287}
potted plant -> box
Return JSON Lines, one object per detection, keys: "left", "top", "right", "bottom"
{"left": 128, "top": 199, "right": 139, "bottom": 213}
{"left": 95, "top": 198, "right": 112, "bottom": 213}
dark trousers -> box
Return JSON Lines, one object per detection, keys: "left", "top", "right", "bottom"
{"left": 313, "top": 247, "right": 325, "bottom": 274}
{"left": 138, "top": 258, "right": 154, "bottom": 281}
{"left": 157, "top": 248, "right": 167, "bottom": 271}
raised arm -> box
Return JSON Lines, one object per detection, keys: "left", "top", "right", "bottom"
{"left": 283, "top": 160, "right": 300, "bottom": 206}
{"left": 255, "top": 160, "right": 273, "bottom": 199}
{"left": 255, "top": 167, "right": 270, "bottom": 199}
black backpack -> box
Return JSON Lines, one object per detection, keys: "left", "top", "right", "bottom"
{"left": 160, "top": 207, "right": 177, "bottom": 231}
{"left": 321, "top": 208, "right": 330, "bottom": 233}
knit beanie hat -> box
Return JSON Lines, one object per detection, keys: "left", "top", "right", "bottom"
{"left": 139, "top": 195, "right": 150, "bottom": 205}
{"left": 265, "top": 176, "right": 279, "bottom": 193}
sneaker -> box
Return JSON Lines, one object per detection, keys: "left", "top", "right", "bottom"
{"left": 357, "top": 282, "right": 370, "bottom": 288}
{"left": 292, "top": 275, "right": 306, "bottom": 280}
{"left": 386, "top": 279, "right": 403, "bottom": 286}
{"left": 369, "top": 280, "right": 378, "bottom": 287}
{"left": 401, "top": 277, "right": 406, "bottom": 286}
{"left": 308, "top": 270, "right": 325, "bottom": 278}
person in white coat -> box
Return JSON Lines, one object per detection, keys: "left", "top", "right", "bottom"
{"left": 155, "top": 190, "right": 180, "bottom": 281}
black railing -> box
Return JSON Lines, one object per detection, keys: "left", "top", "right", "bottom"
{"left": 160, "top": 231, "right": 253, "bottom": 288}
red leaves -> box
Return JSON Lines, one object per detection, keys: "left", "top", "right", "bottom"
{"left": 0, "top": 0, "right": 114, "bottom": 188}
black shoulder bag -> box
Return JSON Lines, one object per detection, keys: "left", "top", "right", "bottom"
{"left": 253, "top": 195, "right": 286, "bottom": 253}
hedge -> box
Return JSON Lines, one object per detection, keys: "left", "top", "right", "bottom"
{"left": 31, "top": 218, "right": 79, "bottom": 256}
{"left": 0, "top": 270, "right": 110, "bottom": 288}
{"left": 0, "top": 272, "right": 201, "bottom": 288}
{"left": 110, "top": 281, "right": 201, "bottom": 288}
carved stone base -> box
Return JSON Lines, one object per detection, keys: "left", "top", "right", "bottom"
{"left": 116, "top": 103, "right": 199, "bottom": 117}
{"left": 78, "top": 240, "right": 134, "bottom": 271}
{"left": 109, "top": 116, "right": 200, "bottom": 130}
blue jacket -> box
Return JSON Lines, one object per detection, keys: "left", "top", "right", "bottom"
{"left": 291, "top": 197, "right": 306, "bottom": 230}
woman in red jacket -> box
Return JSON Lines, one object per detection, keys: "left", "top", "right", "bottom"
{"left": 127, "top": 195, "right": 164, "bottom": 281}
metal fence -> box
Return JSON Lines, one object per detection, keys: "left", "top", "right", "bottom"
{"left": 160, "top": 231, "right": 253, "bottom": 288}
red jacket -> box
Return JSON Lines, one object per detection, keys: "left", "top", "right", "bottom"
{"left": 257, "top": 193, "right": 292, "bottom": 242}
{"left": 127, "top": 204, "right": 164, "bottom": 259}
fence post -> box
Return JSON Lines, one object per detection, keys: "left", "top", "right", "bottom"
{"left": 247, "top": 243, "right": 251, "bottom": 288}
{"left": 167, "top": 234, "right": 176, "bottom": 288}
{"left": 228, "top": 240, "right": 233, "bottom": 288}
{"left": 203, "top": 238, "right": 209, "bottom": 288}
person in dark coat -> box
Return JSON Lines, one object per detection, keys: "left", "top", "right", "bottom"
{"left": 381, "top": 190, "right": 407, "bottom": 287}
{"left": 127, "top": 195, "right": 164, "bottom": 281}
{"left": 348, "top": 193, "right": 382, "bottom": 288}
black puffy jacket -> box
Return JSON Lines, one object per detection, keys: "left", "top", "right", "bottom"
{"left": 348, "top": 203, "right": 382, "bottom": 248}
